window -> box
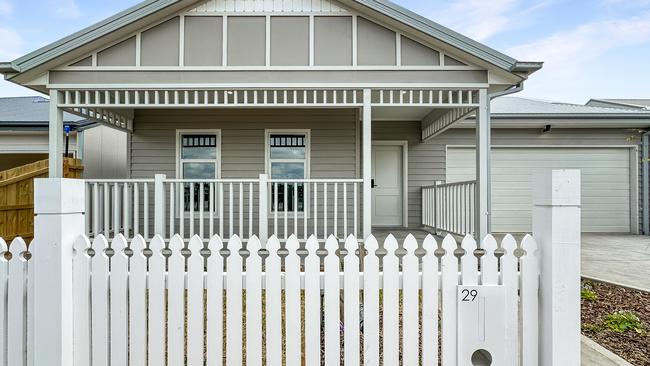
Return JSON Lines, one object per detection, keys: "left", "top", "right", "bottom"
{"left": 266, "top": 131, "right": 310, "bottom": 212}
{"left": 177, "top": 131, "right": 220, "bottom": 212}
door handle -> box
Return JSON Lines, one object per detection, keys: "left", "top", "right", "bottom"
{"left": 371, "top": 179, "right": 378, "bottom": 188}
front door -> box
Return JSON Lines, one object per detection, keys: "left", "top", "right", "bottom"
{"left": 371, "top": 144, "right": 404, "bottom": 226}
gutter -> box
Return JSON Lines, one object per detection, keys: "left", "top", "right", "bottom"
{"left": 0, "top": 62, "right": 18, "bottom": 74}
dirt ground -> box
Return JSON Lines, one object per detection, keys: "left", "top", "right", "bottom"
{"left": 581, "top": 279, "right": 650, "bottom": 366}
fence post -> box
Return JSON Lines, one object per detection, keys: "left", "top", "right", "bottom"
{"left": 258, "top": 174, "right": 268, "bottom": 243}
{"left": 154, "top": 174, "right": 166, "bottom": 237}
{"left": 532, "top": 169, "right": 581, "bottom": 366}
{"left": 32, "top": 178, "right": 86, "bottom": 366}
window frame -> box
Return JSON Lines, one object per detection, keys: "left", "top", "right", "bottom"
{"left": 175, "top": 129, "right": 222, "bottom": 214}
{"left": 264, "top": 129, "right": 311, "bottom": 215}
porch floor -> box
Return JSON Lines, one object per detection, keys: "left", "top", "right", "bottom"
{"left": 371, "top": 227, "right": 438, "bottom": 243}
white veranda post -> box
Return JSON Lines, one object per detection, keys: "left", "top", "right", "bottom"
{"left": 476, "top": 89, "right": 490, "bottom": 239}
{"left": 362, "top": 89, "right": 372, "bottom": 238}
{"left": 49, "top": 89, "right": 64, "bottom": 178}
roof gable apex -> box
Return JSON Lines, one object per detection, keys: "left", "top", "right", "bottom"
{"left": 1, "top": 0, "right": 541, "bottom": 82}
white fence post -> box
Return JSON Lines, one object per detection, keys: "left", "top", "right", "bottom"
{"left": 154, "top": 174, "right": 166, "bottom": 236}
{"left": 533, "top": 169, "right": 581, "bottom": 366}
{"left": 33, "top": 178, "right": 86, "bottom": 366}
{"left": 258, "top": 174, "right": 268, "bottom": 242}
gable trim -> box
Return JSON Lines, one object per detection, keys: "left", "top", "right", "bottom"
{"left": 2, "top": 0, "right": 540, "bottom": 79}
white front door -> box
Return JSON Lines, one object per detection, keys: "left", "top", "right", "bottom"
{"left": 371, "top": 144, "right": 404, "bottom": 226}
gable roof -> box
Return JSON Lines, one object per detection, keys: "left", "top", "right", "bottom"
{"left": 491, "top": 97, "right": 650, "bottom": 118}
{"left": 587, "top": 99, "right": 650, "bottom": 111}
{"left": 0, "top": 96, "right": 92, "bottom": 130}
{"left": 0, "top": 0, "right": 542, "bottom": 78}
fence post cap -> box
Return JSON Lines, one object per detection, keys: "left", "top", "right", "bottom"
{"left": 533, "top": 169, "right": 580, "bottom": 207}
{"left": 34, "top": 178, "right": 85, "bottom": 214}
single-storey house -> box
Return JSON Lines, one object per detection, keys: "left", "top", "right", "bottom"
{"left": 587, "top": 99, "right": 650, "bottom": 111}
{"left": 0, "top": 96, "right": 128, "bottom": 177}
{"left": 3, "top": 0, "right": 643, "bottom": 239}
{"left": 449, "top": 97, "right": 650, "bottom": 234}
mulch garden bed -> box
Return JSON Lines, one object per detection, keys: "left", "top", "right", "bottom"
{"left": 581, "top": 279, "right": 650, "bottom": 365}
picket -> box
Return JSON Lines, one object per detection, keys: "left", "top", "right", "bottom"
{"left": 285, "top": 235, "right": 302, "bottom": 366}
{"left": 304, "top": 235, "right": 321, "bottom": 366}
{"left": 187, "top": 235, "right": 205, "bottom": 366}
{"left": 440, "top": 234, "right": 458, "bottom": 366}
{"left": 245, "top": 236, "right": 263, "bottom": 366}
{"left": 363, "top": 235, "right": 380, "bottom": 366}
{"left": 481, "top": 234, "right": 499, "bottom": 285}
{"left": 167, "top": 235, "right": 185, "bottom": 366}
{"left": 421, "top": 235, "right": 439, "bottom": 366}
{"left": 148, "top": 235, "right": 166, "bottom": 366}
{"left": 343, "top": 234, "right": 360, "bottom": 366}
{"left": 109, "top": 235, "right": 128, "bottom": 366}
{"left": 265, "top": 236, "right": 282, "bottom": 366}
{"left": 90, "top": 235, "right": 110, "bottom": 366}
{"left": 402, "top": 234, "right": 419, "bottom": 366}
{"left": 8, "top": 238, "right": 27, "bottom": 366}
{"left": 3, "top": 230, "right": 547, "bottom": 366}
{"left": 129, "top": 235, "right": 147, "bottom": 366}
{"left": 226, "top": 235, "right": 243, "bottom": 366}
{"left": 382, "top": 234, "right": 399, "bottom": 366}
{"left": 521, "top": 234, "right": 540, "bottom": 366}
{"left": 72, "top": 235, "right": 91, "bottom": 366}
{"left": 206, "top": 235, "right": 224, "bottom": 366}
{"left": 0, "top": 238, "right": 7, "bottom": 366}
{"left": 324, "top": 235, "right": 340, "bottom": 365}
{"left": 502, "top": 234, "right": 519, "bottom": 366}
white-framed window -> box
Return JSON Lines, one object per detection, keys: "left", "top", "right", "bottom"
{"left": 265, "top": 129, "right": 310, "bottom": 213}
{"left": 176, "top": 129, "right": 221, "bottom": 212}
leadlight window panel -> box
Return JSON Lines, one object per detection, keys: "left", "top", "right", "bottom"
{"left": 179, "top": 132, "right": 219, "bottom": 212}
{"left": 268, "top": 133, "right": 308, "bottom": 212}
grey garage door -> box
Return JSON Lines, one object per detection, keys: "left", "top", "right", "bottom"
{"left": 446, "top": 147, "right": 633, "bottom": 233}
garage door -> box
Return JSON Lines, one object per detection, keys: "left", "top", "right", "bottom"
{"left": 446, "top": 147, "right": 633, "bottom": 233}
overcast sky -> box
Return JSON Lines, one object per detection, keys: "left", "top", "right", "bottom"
{"left": 1, "top": 0, "right": 649, "bottom": 103}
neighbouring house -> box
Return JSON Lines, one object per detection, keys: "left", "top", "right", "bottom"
{"left": 1, "top": 0, "right": 557, "bottom": 241}
{"left": 587, "top": 99, "right": 650, "bottom": 111}
{"left": 450, "top": 97, "right": 650, "bottom": 234}
{"left": 0, "top": 96, "right": 128, "bottom": 177}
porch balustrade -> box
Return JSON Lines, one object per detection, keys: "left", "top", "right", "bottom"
{"left": 84, "top": 174, "right": 363, "bottom": 241}
{"left": 422, "top": 180, "right": 476, "bottom": 236}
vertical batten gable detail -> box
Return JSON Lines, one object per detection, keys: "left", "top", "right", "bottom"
{"left": 184, "top": 16, "right": 224, "bottom": 66}
{"left": 227, "top": 16, "right": 266, "bottom": 66}
{"left": 62, "top": 0, "right": 478, "bottom": 72}
{"left": 314, "top": 16, "right": 353, "bottom": 66}
{"left": 357, "top": 17, "right": 396, "bottom": 66}
{"left": 141, "top": 17, "right": 181, "bottom": 66}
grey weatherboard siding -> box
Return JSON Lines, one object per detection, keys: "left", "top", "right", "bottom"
{"left": 130, "top": 109, "right": 638, "bottom": 231}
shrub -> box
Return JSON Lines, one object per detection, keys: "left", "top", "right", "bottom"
{"left": 603, "top": 311, "right": 646, "bottom": 334}
{"left": 581, "top": 288, "right": 598, "bottom": 301}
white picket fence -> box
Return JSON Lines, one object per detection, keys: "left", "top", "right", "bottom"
{"left": 0, "top": 232, "right": 540, "bottom": 366}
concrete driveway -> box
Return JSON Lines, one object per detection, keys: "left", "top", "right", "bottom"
{"left": 581, "top": 233, "right": 650, "bottom": 292}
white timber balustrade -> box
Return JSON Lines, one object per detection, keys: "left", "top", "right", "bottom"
{"left": 422, "top": 180, "right": 476, "bottom": 236}
{"left": 3, "top": 171, "right": 585, "bottom": 365}
{"left": 534, "top": 169, "right": 582, "bottom": 366}
{"left": 85, "top": 174, "right": 362, "bottom": 241}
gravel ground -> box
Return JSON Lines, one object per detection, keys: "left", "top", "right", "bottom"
{"left": 581, "top": 279, "right": 650, "bottom": 366}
